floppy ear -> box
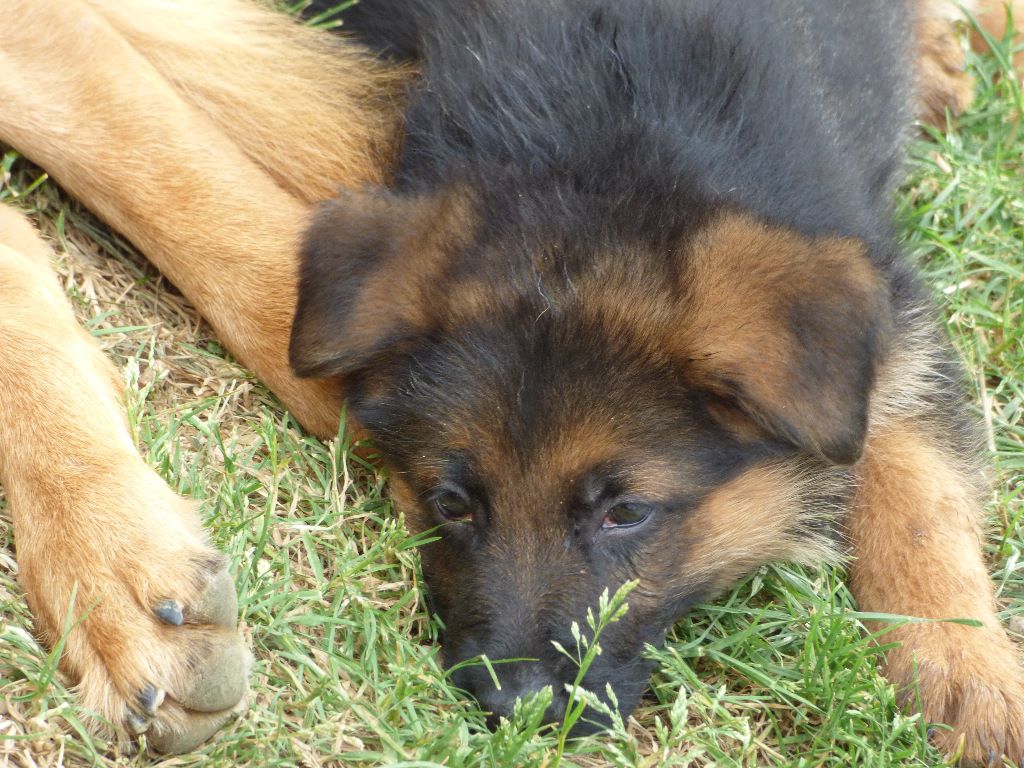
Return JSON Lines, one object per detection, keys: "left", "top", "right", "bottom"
{"left": 289, "top": 187, "right": 472, "bottom": 378}
{"left": 678, "top": 213, "right": 891, "bottom": 465}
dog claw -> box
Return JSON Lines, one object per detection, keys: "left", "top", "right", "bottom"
{"left": 125, "top": 709, "right": 150, "bottom": 735}
{"left": 136, "top": 683, "right": 165, "bottom": 716}
{"left": 154, "top": 599, "right": 184, "bottom": 626}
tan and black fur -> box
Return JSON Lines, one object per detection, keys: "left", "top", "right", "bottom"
{"left": 0, "top": 0, "right": 1021, "bottom": 763}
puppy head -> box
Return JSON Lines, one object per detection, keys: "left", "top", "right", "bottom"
{"left": 290, "top": 189, "right": 889, "bottom": 729}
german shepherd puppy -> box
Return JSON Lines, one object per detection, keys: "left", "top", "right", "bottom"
{"left": 0, "top": 0, "right": 1020, "bottom": 763}
{"left": 289, "top": 0, "right": 1024, "bottom": 762}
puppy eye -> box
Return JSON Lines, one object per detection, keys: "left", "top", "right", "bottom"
{"left": 601, "top": 501, "right": 653, "bottom": 530}
{"left": 431, "top": 489, "right": 474, "bottom": 522}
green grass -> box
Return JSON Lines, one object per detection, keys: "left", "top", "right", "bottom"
{"left": 1, "top": 24, "right": 1022, "bottom": 768}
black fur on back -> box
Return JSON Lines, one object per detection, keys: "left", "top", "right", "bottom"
{"left": 325, "top": 0, "right": 915, "bottom": 269}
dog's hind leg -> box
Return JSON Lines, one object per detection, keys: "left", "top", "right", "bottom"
{"left": 849, "top": 416, "right": 1024, "bottom": 765}
{"left": 0, "top": 0, "right": 390, "bottom": 439}
{"left": 0, "top": 204, "right": 249, "bottom": 753}
{"left": 82, "top": 0, "right": 405, "bottom": 203}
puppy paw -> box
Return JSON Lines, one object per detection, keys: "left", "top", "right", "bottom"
{"left": 916, "top": 15, "right": 975, "bottom": 126}
{"left": 927, "top": 680, "right": 1024, "bottom": 767}
{"left": 78, "top": 564, "right": 250, "bottom": 754}
{"left": 16, "top": 464, "right": 250, "bottom": 753}
{"left": 889, "top": 623, "right": 1024, "bottom": 766}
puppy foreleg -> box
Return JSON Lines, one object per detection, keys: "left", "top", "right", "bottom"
{"left": 850, "top": 420, "right": 1024, "bottom": 765}
{"left": 0, "top": 205, "right": 248, "bottom": 753}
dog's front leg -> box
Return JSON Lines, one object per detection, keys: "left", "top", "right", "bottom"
{"left": 0, "top": 0, "right": 345, "bottom": 438}
{"left": 0, "top": 205, "right": 249, "bottom": 752}
{"left": 850, "top": 419, "right": 1024, "bottom": 765}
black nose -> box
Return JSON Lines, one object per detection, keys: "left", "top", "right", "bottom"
{"left": 475, "top": 666, "right": 568, "bottom": 730}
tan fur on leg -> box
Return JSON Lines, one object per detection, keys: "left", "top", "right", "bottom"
{"left": 916, "top": 0, "right": 979, "bottom": 124}
{"left": 0, "top": 0, "right": 402, "bottom": 437}
{"left": 82, "top": 0, "right": 406, "bottom": 203}
{"left": 0, "top": 205, "right": 249, "bottom": 751}
{"left": 0, "top": 0, "right": 402, "bottom": 749}
{"left": 850, "top": 420, "right": 1024, "bottom": 765}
